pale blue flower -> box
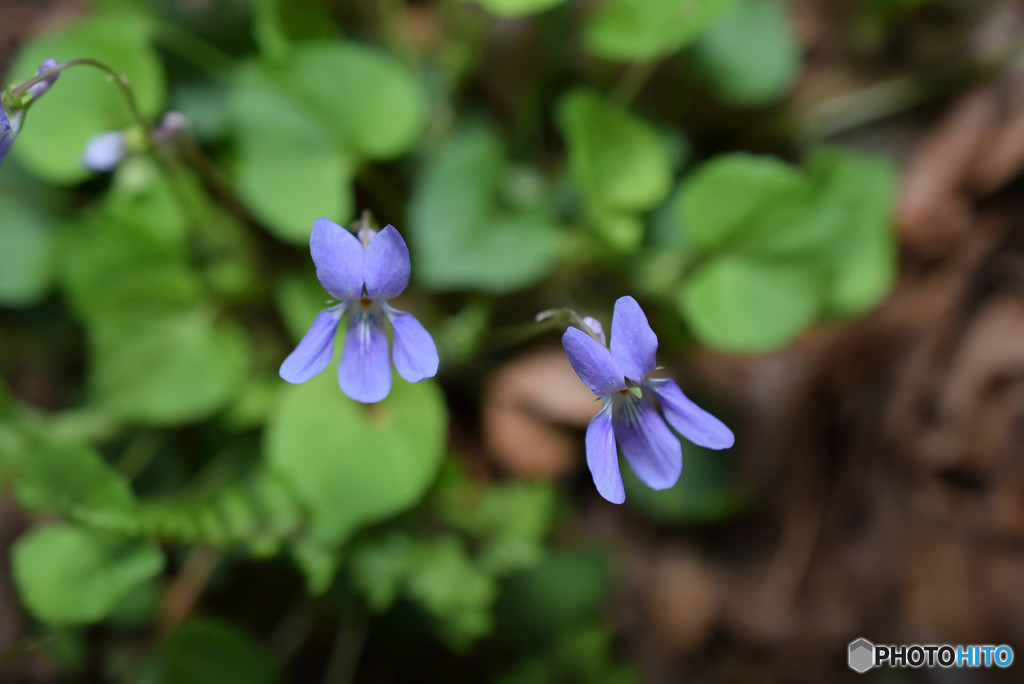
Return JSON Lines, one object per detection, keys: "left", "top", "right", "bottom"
{"left": 280, "top": 219, "right": 439, "bottom": 403}
{"left": 563, "top": 296, "right": 734, "bottom": 504}
{"left": 81, "top": 131, "right": 127, "bottom": 172}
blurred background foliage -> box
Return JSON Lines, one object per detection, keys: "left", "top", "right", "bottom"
{"left": 3, "top": 0, "right": 1023, "bottom": 681}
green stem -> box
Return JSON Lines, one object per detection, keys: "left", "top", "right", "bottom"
{"left": 531, "top": 307, "right": 604, "bottom": 344}
{"left": 6, "top": 59, "right": 201, "bottom": 237}
{"left": 177, "top": 133, "right": 263, "bottom": 229}
{"left": 322, "top": 610, "right": 368, "bottom": 684}
{"left": 10, "top": 59, "right": 149, "bottom": 128}
{"left": 117, "top": 432, "right": 161, "bottom": 480}
{"left": 611, "top": 61, "right": 657, "bottom": 107}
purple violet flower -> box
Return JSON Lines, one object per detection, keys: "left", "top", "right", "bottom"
{"left": 562, "top": 296, "right": 734, "bottom": 504}
{"left": 280, "top": 218, "right": 439, "bottom": 404}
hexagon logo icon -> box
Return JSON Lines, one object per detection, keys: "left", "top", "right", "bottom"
{"left": 848, "top": 638, "right": 875, "bottom": 673}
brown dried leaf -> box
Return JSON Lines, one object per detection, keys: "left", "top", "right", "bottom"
{"left": 482, "top": 347, "right": 599, "bottom": 478}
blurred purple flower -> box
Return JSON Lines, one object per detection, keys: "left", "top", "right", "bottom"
{"left": 82, "top": 131, "right": 127, "bottom": 172}
{"left": 83, "top": 111, "right": 188, "bottom": 172}
{"left": 562, "top": 296, "right": 734, "bottom": 504}
{"left": 150, "top": 111, "right": 187, "bottom": 144}
{"left": 0, "top": 107, "right": 12, "bottom": 167}
{"left": 280, "top": 218, "right": 439, "bottom": 403}
{"left": 0, "top": 59, "right": 60, "bottom": 168}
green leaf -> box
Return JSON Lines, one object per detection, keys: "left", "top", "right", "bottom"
{"left": 350, "top": 533, "right": 498, "bottom": 647}
{"left": 677, "top": 153, "right": 807, "bottom": 251}
{"left": 81, "top": 471, "right": 308, "bottom": 550}
{"left": 461, "top": 0, "right": 568, "bottom": 17}
{"left": 584, "top": 0, "right": 734, "bottom": 62}
{"left": 227, "top": 42, "right": 425, "bottom": 242}
{"left": 679, "top": 255, "right": 820, "bottom": 352}
{"left": 253, "top": 0, "right": 338, "bottom": 58}
{"left": 228, "top": 62, "right": 353, "bottom": 244}
{"left": 586, "top": 209, "right": 645, "bottom": 252}
{"left": 140, "top": 618, "right": 279, "bottom": 684}
{"left": 12, "top": 525, "right": 164, "bottom": 625}
{"left": 674, "top": 150, "right": 898, "bottom": 351}
{"left": 808, "top": 147, "right": 898, "bottom": 314}
{"left": 89, "top": 309, "right": 252, "bottom": 425}
{"left": 0, "top": 192, "right": 55, "bottom": 306}
{"left": 691, "top": 0, "right": 801, "bottom": 107}
{"left": 438, "top": 480, "right": 556, "bottom": 575}
{"left": 57, "top": 166, "right": 253, "bottom": 425}
{"left": 273, "top": 42, "right": 428, "bottom": 160}
{"left": 349, "top": 533, "right": 417, "bottom": 610}
{"left": 60, "top": 226, "right": 200, "bottom": 323}
{"left": 265, "top": 372, "right": 448, "bottom": 547}
{"left": 9, "top": 5, "right": 165, "bottom": 183}
{"left": 405, "top": 535, "right": 497, "bottom": 646}
{"left": 60, "top": 231, "right": 199, "bottom": 326}
{"left": 59, "top": 158, "right": 198, "bottom": 320}
{"left": 558, "top": 89, "right": 673, "bottom": 213}
{"left": 409, "top": 125, "right": 561, "bottom": 292}
{"left": 15, "top": 441, "right": 134, "bottom": 518}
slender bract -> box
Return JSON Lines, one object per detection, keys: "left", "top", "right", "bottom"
{"left": 562, "top": 296, "right": 734, "bottom": 503}
{"left": 280, "top": 218, "right": 439, "bottom": 404}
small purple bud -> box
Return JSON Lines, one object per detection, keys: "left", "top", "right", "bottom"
{"left": 26, "top": 59, "right": 60, "bottom": 99}
{"left": 150, "top": 111, "right": 188, "bottom": 144}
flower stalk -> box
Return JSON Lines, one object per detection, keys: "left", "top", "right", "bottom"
{"left": 7, "top": 58, "right": 149, "bottom": 129}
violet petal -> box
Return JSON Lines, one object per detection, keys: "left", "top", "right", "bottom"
{"left": 385, "top": 304, "right": 438, "bottom": 383}
{"left": 279, "top": 306, "right": 345, "bottom": 383}
{"left": 311, "top": 217, "right": 364, "bottom": 300}
{"left": 648, "top": 378, "right": 735, "bottom": 449}
{"left": 613, "top": 395, "right": 682, "bottom": 490}
{"left": 363, "top": 224, "right": 411, "bottom": 299}
{"left": 562, "top": 326, "right": 626, "bottom": 397}
{"left": 609, "top": 296, "right": 658, "bottom": 382}
{"left": 338, "top": 308, "right": 392, "bottom": 403}
{"left": 586, "top": 404, "right": 625, "bottom": 504}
